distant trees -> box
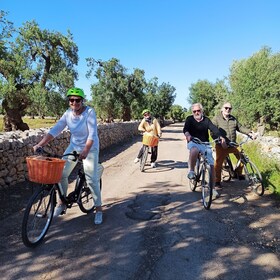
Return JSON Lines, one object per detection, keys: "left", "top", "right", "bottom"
{"left": 188, "top": 47, "right": 280, "bottom": 130}
{"left": 86, "top": 58, "right": 176, "bottom": 122}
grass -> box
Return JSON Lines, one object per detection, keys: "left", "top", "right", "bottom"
{"left": 242, "top": 141, "right": 280, "bottom": 197}
{"left": 0, "top": 116, "right": 57, "bottom": 131}
{"left": 228, "top": 140, "right": 280, "bottom": 198}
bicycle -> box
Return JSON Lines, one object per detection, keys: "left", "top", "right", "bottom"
{"left": 139, "top": 133, "right": 159, "bottom": 172}
{"left": 221, "top": 136, "right": 264, "bottom": 196}
{"left": 188, "top": 137, "right": 220, "bottom": 210}
{"left": 22, "top": 148, "right": 104, "bottom": 248}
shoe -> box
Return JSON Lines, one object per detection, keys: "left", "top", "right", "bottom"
{"left": 213, "top": 189, "right": 220, "bottom": 198}
{"left": 151, "top": 162, "right": 156, "bottom": 168}
{"left": 53, "top": 204, "right": 66, "bottom": 217}
{"left": 187, "top": 171, "right": 196, "bottom": 180}
{"left": 215, "top": 182, "right": 222, "bottom": 189}
{"left": 134, "top": 158, "right": 140, "bottom": 163}
{"left": 238, "top": 175, "right": 246, "bottom": 180}
{"left": 94, "top": 211, "right": 103, "bottom": 225}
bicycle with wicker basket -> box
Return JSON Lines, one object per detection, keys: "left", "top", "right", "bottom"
{"left": 22, "top": 148, "right": 104, "bottom": 248}
{"left": 139, "top": 133, "right": 159, "bottom": 172}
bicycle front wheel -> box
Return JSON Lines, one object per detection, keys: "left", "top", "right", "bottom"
{"left": 77, "top": 177, "right": 95, "bottom": 213}
{"left": 201, "top": 165, "right": 213, "bottom": 210}
{"left": 22, "top": 185, "right": 55, "bottom": 248}
{"left": 140, "top": 145, "right": 149, "bottom": 172}
{"left": 243, "top": 161, "right": 264, "bottom": 196}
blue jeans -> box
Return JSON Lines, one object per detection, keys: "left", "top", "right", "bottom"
{"left": 59, "top": 145, "right": 101, "bottom": 207}
{"left": 187, "top": 141, "right": 214, "bottom": 165}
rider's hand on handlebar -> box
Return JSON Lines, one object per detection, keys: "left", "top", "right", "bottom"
{"left": 220, "top": 137, "right": 228, "bottom": 149}
{"left": 33, "top": 145, "right": 42, "bottom": 153}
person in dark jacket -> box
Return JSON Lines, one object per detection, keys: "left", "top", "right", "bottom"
{"left": 212, "top": 102, "right": 257, "bottom": 188}
{"left": 183, "top": 103, "right": 225, "bottom": 197}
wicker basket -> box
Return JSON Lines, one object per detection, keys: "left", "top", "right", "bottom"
{"left": 26, "top": 156, "right": 66, "bottom": 184}
{"left": 142, "top": 133, "right": 159, "bottom": 147}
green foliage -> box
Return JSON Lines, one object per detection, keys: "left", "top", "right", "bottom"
{"left": 188, "top": 79, "right": 230, "bottom": 117}
{"left": 229, "top": 47, "right": 280, "bottom": 129}
{"left": 168, "top": 104, "right": 184, "bottom": 122}
{"left": 87, "top": 58, "right": 147, "bottom": 121}
{"left": 0, "top": 14, "right": 78, "bottom": 130}
{"left": 242, "top": 141, "right": 280, "bottom": 196}
{"left": 145, "top": 78, "right": 176, "bottom": 119}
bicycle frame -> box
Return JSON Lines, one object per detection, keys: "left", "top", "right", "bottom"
{"left": 188, "top": 137, "right": 218, "bottom": 209}
{"left": 22, "top": 149, "right": 103, "bottom": 247}
{"left": 222, "top": 136, "right": 264, "bottom": 196}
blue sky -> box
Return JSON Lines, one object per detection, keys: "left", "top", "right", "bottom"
{"left": 2, "top": 0, "right": 280, "bottom": 108}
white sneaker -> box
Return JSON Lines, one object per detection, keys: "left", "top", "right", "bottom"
{"left": 134, "top": 158, "right": 140, "bottom": 163}
{"left": 213, "top": 189, "right": 220, "bottom": 199}
{"left": 151, "top": 162, "right": 156, "bottom": 168}
{"left": 94, "top": 211, "right": 103, "bottom": 225}
{"left": 53, "top": 204, "right": 66, "bottom": 217}
{"left": 187, "top": 171, "right": 196, "bottom": 180}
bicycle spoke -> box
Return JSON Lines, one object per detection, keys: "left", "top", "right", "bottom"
{"left": 244, "top": 161, "right": 264, "bottom": 196}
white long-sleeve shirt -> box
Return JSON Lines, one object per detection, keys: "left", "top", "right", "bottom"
{"left": 49, "top": 106, "right": 99, "bottom": 152}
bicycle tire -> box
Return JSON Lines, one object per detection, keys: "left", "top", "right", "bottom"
{"left": 189, "top": 159, "right": 200, "bottom": 191}
{"left": 22, "top": 185, "right": 55, "bottom": 248}
{"left": 140, "top": 145, "right": 149, "bottom": 172}
{"left": 77, "top": 177, "right": 95, "bottom": 213}
{"left": 243, "top": 161, "right": 264, "bottom": 196}
{"left": 221, "top": 157, "right": 233, "bottom": 182}
{"left": 201, "top": 164, "right": 213, "bottom": 210}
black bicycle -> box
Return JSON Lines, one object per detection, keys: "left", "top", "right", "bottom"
{"left": 188, "top": 137, "right": 219, "bottom": 210}
{"left": 22, "top": 149, "right": 104, "bottom": 248}
{"left": 221, "top": 136, "right": 264, "bottom": 196}
{"left": 139, "top": 134, "right": 159, "bottom": 172}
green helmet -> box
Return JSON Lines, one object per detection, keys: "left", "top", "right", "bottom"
{"left": 67, "top": 87, "right": 85, "bottom": 99}
{"left": 142, "top": 108, "right": 150, "bottom": 115}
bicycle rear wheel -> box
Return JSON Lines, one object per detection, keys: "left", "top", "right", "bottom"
{"left": 189, "top": 159, "right": 200, "bottom": 191}
{"left": 201, "top": 165, "right": 213, "bottom": 210}
{"left": 22, "top": 185, "right": 55, "bottom": 248}
{"left": 140, "top": 145, "right": 149, "bottom": 172}
{"left": 243, "top": 161, "right": 264, "bottom": 196}
{"left": 77, "top": 176, "right": 95, "bottom": 213}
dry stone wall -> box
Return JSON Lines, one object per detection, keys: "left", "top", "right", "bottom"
{"left": 0, "top": 122, "right": 139, "bottom": 189}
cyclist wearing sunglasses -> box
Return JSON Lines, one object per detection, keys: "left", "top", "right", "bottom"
{"left": 183, "top": 103, "right": 225, "bottom": 198}
{"left": 212, "top": 102, "right": 257, "bottom": 188}
{"left": 33, "top": 87, "right": 103, "bottom": 225}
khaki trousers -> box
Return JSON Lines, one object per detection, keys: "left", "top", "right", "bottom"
{"left": 214, "top": 144, "right": 243, "bottom": 183}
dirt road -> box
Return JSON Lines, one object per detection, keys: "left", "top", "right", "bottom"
{"left": 0, "top": 123, "right": 279, "bottom": 280}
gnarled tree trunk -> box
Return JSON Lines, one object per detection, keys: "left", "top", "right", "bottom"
{"left": 2, "top": 99, "right": 29, "bottom": 131}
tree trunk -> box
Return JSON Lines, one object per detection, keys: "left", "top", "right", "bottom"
{"left": 122, "top": 106, "right": 131, "bottom": 121}
{"left": 2, "top": 99, "right": 29, "bottom": 131}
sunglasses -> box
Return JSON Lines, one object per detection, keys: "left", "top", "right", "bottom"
{"left": 192, "top": 110, "right": 201, "bottom": 114}
{"left": 69, "top": 98, "right": 82, "bottom": 103}
{"left": 224, "top": 107, "right": 232, "bottom": 110}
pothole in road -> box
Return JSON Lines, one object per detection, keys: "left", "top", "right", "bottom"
{"left": 125, "top": 192, "right": 171, "bottom": 221}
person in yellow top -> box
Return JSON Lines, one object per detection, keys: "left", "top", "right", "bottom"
{"left": 134, "top": 109, "right": 162, "bottom": 168}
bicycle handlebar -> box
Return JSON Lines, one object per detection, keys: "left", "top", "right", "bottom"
{"left": 227, "top": 135, "right": 252, "bottom": 148}
{"left": 191, "top": 137, "right": 221, "bottom": 145}
{"left": 35, "top": 147, "right": 80, "bottom": 162}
